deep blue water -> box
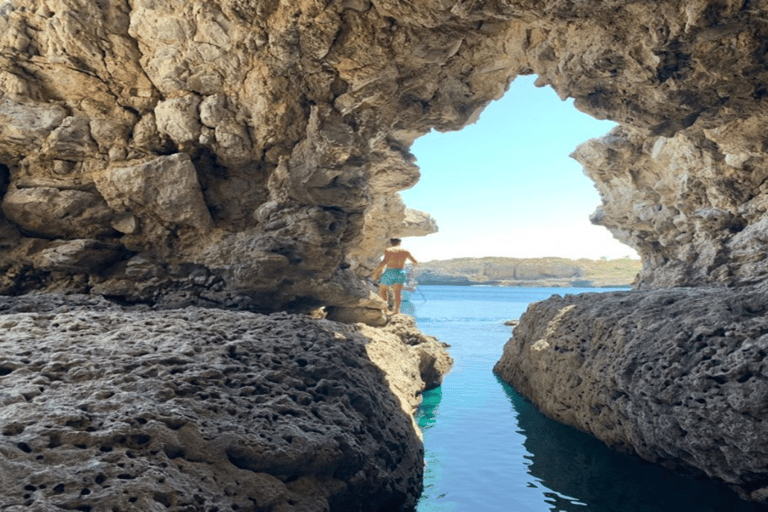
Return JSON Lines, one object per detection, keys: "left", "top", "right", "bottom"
{"left": 412, "top": 285, "right": 767, "bottom": 512}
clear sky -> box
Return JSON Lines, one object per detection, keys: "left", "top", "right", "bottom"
{"left": 399, "top": 74, "right": 639, "bottom": 263}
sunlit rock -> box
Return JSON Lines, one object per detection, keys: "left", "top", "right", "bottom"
{"left": 96, "top": 153, "right": 212, "bottom": 230}
{"left": 0, "top": 0, "right": 523, "bottom": 310}
{"left": 393, "top": 208, "right": 439, "bottom": 238}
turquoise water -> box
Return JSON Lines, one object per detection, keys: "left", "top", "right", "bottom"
{"left": 413, "top": 286, "right": 767, "bottom": 512}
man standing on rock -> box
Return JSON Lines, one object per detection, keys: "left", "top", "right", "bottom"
{"left": 373, "top": 238, "right": 418, "bottom": 315}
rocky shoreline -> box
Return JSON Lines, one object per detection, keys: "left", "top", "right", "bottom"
{"left": 0, "top": 294, "right": 451, "bottom": 511}
{"left": 494, "top": 285, "right": 768, "bottom": 505}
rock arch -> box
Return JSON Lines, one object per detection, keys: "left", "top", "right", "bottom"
{"left": 4, "top": 0, "right": 768, "bottom": 506}
{"left": 0, "top": 0, "right": 766, "bottom": 310}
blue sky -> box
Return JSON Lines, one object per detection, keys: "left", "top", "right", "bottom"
{"left": 399, "top": 75, "right": 639, "bottom": 263}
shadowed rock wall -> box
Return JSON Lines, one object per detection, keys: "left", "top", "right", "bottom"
{"left": 494, "top": 285, "right": 768, "bottom": 504}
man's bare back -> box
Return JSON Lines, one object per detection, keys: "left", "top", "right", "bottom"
{"left": 382, "top": 247, "right": 416, "bottom": 269}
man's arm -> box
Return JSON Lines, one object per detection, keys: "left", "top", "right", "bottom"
{"left": 372, "top": 260, "right": 387, "bottom": 280}
{"left": 407, "top": 251, "right": 418, "bottom": 265}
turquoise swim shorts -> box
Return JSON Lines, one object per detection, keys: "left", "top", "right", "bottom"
{"left": 380, "top": 268, "right": 407, "bottom": 286}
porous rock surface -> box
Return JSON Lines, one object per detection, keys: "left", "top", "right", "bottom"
{"left": 494, "top": 285, "right": 768, "bottom": 504}
{"left": 0, "top": 294, "right": 451, "bottom": 511}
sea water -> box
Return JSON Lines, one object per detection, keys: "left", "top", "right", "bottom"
{"left": 413, "top": 285, "right": 767, "bottom": 512}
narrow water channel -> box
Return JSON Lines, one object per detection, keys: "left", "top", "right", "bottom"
{"left": 413, "top": 285, "right": 767, "bottom": 512}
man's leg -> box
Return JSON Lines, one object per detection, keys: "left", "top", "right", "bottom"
{"left": 379, "top": 284, "right": 391, "bottom": 311}
{"left": 392, "top": 284, "right": 404, "bottom": 314}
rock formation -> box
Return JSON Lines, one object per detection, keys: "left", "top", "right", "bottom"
{"left": 494, "top": 285, "right": 768, "bottom": 504}
{"left": 0, "top": 293, "right": 451, "bottom": 510}
{"left": 5, "top": 0, "right": 768, "bottom": 506}
{"left": 0, "top": 0, "right": 458, "bottom": 314}
{"left": 2, "top": 0, "right": 766, "bottom": 309}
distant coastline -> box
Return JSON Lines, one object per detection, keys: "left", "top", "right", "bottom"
{"left": 413, "top": 257, "right": 641, "bottom": 288}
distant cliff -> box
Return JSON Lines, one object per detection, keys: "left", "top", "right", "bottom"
{"left": 415, "top": 257, "right": 641, "bottom": 288}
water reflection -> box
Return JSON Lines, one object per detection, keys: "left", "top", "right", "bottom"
{"left": 417, "top": 386, "right": 442, "bottom": 432}
{"left": 417, "top": 386, "right": 446, "bottom": 509}
{"left": 499, "top": 376, "right": 768, "bottom": 512}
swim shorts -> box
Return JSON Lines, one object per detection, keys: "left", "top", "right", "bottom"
{"left": 380, "top": 268, "right": 407, "bottom": 286}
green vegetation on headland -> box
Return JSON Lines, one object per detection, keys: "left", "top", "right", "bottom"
{"left": 415, "top": 257, "right": 641, "bottom": 288}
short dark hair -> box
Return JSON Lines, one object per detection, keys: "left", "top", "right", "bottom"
{"left": 390, "top": 238, "right": 402, "bottom": 246}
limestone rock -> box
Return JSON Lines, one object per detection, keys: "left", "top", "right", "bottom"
{"left": 572, "top": 126, "right": 768, "bottom": 288}
{"left": 0, "top": 98, "right": 68, "bottom": 164}
{"left": 7, "top": 0, "right": 768, "bottom": 306}
{"left": 326, "top": 305, "right": 389, "bottom": 327}
{"left": 392, "top": 208, "right": 439, "bottom": 238}
{"left": 0, "top": 216, "right": 20, "bottom": 250}
{"left": 154, "top": 96, "right": 202, "bottom": 148}
{"left": 96, "top": 153, "right": 212, "bottom": 230}
{"left": 31, "top": 239, "right": 122, "bottom": 272}
{"left": 43, "top": 116, "right": 98, "bottom": 161}
{"left": 110, "top": 213, "right": 139, "bottom": 235}
{"left": 0, "top": 294, "right": 451, "bottom": 511}
{"left": 494, "top": 285, "right": 768, "bottom": 504}
{"left": 14, "top": 0, "right": 768, "bottom": 503}
{"left": 359, "top": 314, "right": 453, "bottom": 402}
{"left": 2, "top": 186, "right": 115, "bottom": 239}
{"left": 0, "top": 0, "right": 521, "bottom": 310}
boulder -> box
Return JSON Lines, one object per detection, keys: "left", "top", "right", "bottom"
{"left": 495, "top": 285, "right": 768, "bottom": 504}
{"left": 392, "top": 208, "right": 439, "bottom": 238}
{"left": 31, "top": 239, "right": 123, "bottom": 272}
{"left": 2, "top": 186, "right": 115, "bottom": 239}
{"left": 0, "top": 294, "right": 452, "bottom": 511}
{"left": 96, "top": 153, "right": 212, "bottom": 230}
{"left": 0, "top": 98, "right": 67, "bottom": 163}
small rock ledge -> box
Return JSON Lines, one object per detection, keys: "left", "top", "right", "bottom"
{"left": 0, "top": 294, "right": 451, "bottom": 511}
{"left": 494, "top": 285, "right": 768, "bottom": 504}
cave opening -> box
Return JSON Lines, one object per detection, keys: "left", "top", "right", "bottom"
{"left": 400, "top": 75, "right": 638, "bottom": 264}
